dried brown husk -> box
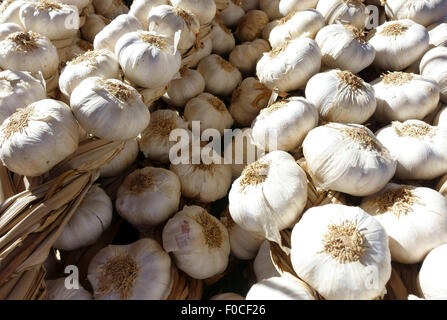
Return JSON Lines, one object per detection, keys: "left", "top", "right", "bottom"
{"left": 167, "top": 266, "right": 203, "bottom": 300}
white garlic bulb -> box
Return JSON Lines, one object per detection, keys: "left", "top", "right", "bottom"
{"left": 279, "top": 0, "right": 318, "bottom": 16}
{"left": 251, "top": 97, "right": 319, "bottom": 152}
{"left": 303, "top": 123, "right": 396, "bottom": 196}
{"left": 218, "top": 0, "right": 245, "bottom": 28}
{"left": 376, "top": 120, "right": 447, "bottom": 180}
{"left": 371, "top": 71, "right": 440, "bottom": 123}
{"left": 229, "top": 151, "right": 308, "bottom": 245}
{"left": 129, "top": 0, "right": 169, "bottom": 29}
{"left": 0, "top": 70, "right": 46, "bottom": 124}
{"left": 138, "top": 109, "right": 189, "bottom": 163}
{"left": 291, "top": 204, "right": 391, "bottom": 300}
{"left": 253, "top": 240, "right": 280, "bottom": 281}
{"left": 420, "top": 47, "right": 447, "bottom": 103}
{"left": 171, "top": 0, "right": 217, "bottom": 25}
{"left": 229, "top": 77, "right": 271, "bottom": 126}
{"left": 211, "top": 292, "right": 245, "bottom": 300}
{"left": 59, "top": 49, "right": 120, "bottom": 98}
{"left": 88, "top": 239, "right": 172, "bottom": 300}
{"left": 47, "top": 278, "right": 93, "bottom": 300}
{"left": 184, "top": 92, "right": 233, "bottom": 134}
{"left": 241, "top": 0, "right": 258, "bottom": 11}
{"left": 316, "top": 0, "right": 367, "bottom": 29}
{"left": 115, "top": 31, "right": 181, "bottom": 89}
{"left": 139, "top": 85, "right": 169, "bottom": 109}
{"left": 386, "top": 0, "right": 447, "bottom": 27}
{"left": 269, "top": 9, "right": 325, "bottom": 48}
{"left": 197, "top": 54, "right": 242, "bottom": 96}
{"left": 0, "top": 99, "right": 79, "bottom": 176}
{"left": 70, "top": 77, "right": 150, "bottom": 141}
{"left": 0, "top": 22, "right": 23, "bottom": 40}
{"left": 93, "top": 14, "right": 142, "bottom": 53}
{"left": 92, "top": 0, "right": 129, "bottom": 18}
{"left": 0, "top": 0, "right": 26, "bottom": 26}
{"left": 262, "top": 20, "right": 279, "bottom": 41}
{"left": 210, "top": 18, "right": 235, "bottom": 55}
{"left": 361, "top": 183, "right": 447, "bottom": 264}
{"left": 368, "top": 19, "right": 429, "bottom": 71}
{"left": 235, "top": 10, "right": 269, "bottom": 42}
{"left": 162, "top": 205, "right": 230, "bottom": 279}
{"left": 428, "top": 22, "right": 447, "bottom": 47}
{"left": 305, "top": 70, "right": 376, "bottom": 124}
{"left": 0, "top": 31, "right": 58, "bottom": 79}
{"left": 229, "top": 39, "right": 270, "bottom": 76}
{"left": 162, "top": 66, "right": 205, "bottom": 107}
{"left": 433, "top": 104, "right": 447, "bottom": 126}
{"left": 316, "top": 24, "right": 375, "bottom": 74}
{"left": 259, "top": 0, "right": 282, "bottom": 20}
{"left": 100, "top": 139, "right": 139, "bottom": 178}
{"left": 418, "top": 243, "right": 447, "bottom": 299}
{"left": 80, "top": 13, "right": 110, "bottom": 43}
{"left": 256, "top": 37, "right": 321, "bottom": 92}
{"left": 54, "top": 185, "right": 113, "bottom": 251}
{"left": 246, "top": 275, "right": 316, "bottom": 300}
{"left": 116, "top": 167, "right": 181, "bottom": 230}
{"left": 183, "top": 37, "right": 212, "bottom": 68}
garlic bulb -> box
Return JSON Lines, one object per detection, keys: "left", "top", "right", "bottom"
{"left": 210, "top": 18, "right": 235, "bottom": 55}
{"left": 235, "top": 10, "right": 269, "bottom": 42}
{"left": 129, "top": 0, "right": 169, "bottom": 29}
{"left": 229, "top": 39, "right": 270, "bottom": 76}
{"left": 139, "top": 85, "right": 169, "bottom": 109}
{"left": 94, "top": 14, "right": 142, "bottom": 53}
{"left": 115, "top": 31, "right": 181, "bottom": 89}
{"left": 376, "top": 120, "right": 447, "bottom": 180}
{"left": 116, "top": 167, "right": 181, "bottom": 230}
{"left": 269, "top": 9, "right": 325, "bottom": 48}
{"left": 253, "top": 240, "right": 280, "bottom": 281}
{"left": 162, "top": 66, "right": 205, "bottom": 107}
{"left": 19, "top": 0, "right": 80, "bottom": 41}
{"left": 420, "top": 47, "right": 447, "bottom": 103}
{"left": 59, "top": 0, "right": 92, "bottom": 11}
{"left": 184, "top": 92, "right": 234, "bottom": 134}
{"left": 316, "top": 24, "right": 375, "bottom": 74}
{"left": 182, "top": 36, "right": 212, "bottom": 67}
{"left": 241, "top": 0, "right": 258, "bottom": 11}
{"left": 361, "top": 183, "right": 447, "bottom": 264}
{"left": 47, "top": 278, "right": 93, "bottom": 300}
{"left": 0, "top": 70, "right": 46, "bottom": 124}
{"left": 251, "top": 97, "right": 319, "bottom": 152}
{"left": 162, "top": 205, "right": 230, "bottom": 279}
{"left": 147, "top": 5, "right": 200, "bottom": 52}
{"left": 80, "top": 13, "right": 110, "bottom": 43}
{"left": 215, "top": 0, "right": 230, "bottom": 13}
{"left": 368, "top": 19, "right": 429, "bottom": 71}
{"left": 197, "top": 54, "right": 242, "bottom": 96}
{"left": 305, "top": 70, "right": 376, "bottom": 124}
{"left": 303, "top": 123, "right": 396, "bottom": 196}
{"left": 418, "top": 243, "right": 447, "bottom": 299}
{"left": 256, "top": 37, "right": 321, "bottom": 92}
{"left": 316, "top": 0, "right": 367, "bottom": 29}
{"left": 0, "top": 22, "right": 23, "bottom": 40}
{"left": 218, "top": 1, "right": 245, "bottom": 28}
{"left": 92, "top": 0, "right": 129, "bottom": 18}
{"left": 211, "top": 292, "right": 245, "bottom": 300}
{"left": 279, "top": 0, "right": 318, "bottom": 16}
{"left": 428, "top": 22, "right": 447, "bottom": 47}
{"left": 70, "top": 77, "right": 150, "bottom": 141}
{"left": 0, "top": 31, "right": 58, "bottom": 79}
{"left": 138, "top": 109, "right": 189, "bottom": 163}
{"left": 259, "top": 0, "right": 282, "bottom": 20}
{"left": 433, "top": 104, "right": 447, "bottom": 126}
{"left": 262, "top": 19, "right": 279, "bottom": 41}
{"left": 228, "top": 151, "right": 307, "bottom": 245}
{"left": 291, "top": 204, "right": 391, "bottom": 300}
{"left": 57, "top": 38, "right": 92, "bottom": 66}
{"left": 385, "top": 0, "right": 447, "bottom": 27}
{"left": 59, "top": 49, "right": 119, "bottom": 97}
{"left": 371, "top": 71, "right": 440, "bottom": 123}
{"left": 0, "top": 99, "right": 79, "bottom": 176}
{"left": 54, "top": 185, "right": 113, "bottom": 251}
{"left": 0, "top": 0, "right": 26, "bottom": 26}
{"left": 246, "top": 275, "right": 316, "bottom": 300}
{"left": 88, "top": 239, "right": 172, "bottom": 300}
{"left": 229, "top": 77, "right": 271, "bottom": 126}
{"left": 171, "top": 0, "right": 217, "bottom": 25}
{"left": 100, "top": 139, "right": 139, "bottom": 178}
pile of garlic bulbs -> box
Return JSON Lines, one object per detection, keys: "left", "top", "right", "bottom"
{"left": 1, "top": 0, "right": 447, "bottom": 301}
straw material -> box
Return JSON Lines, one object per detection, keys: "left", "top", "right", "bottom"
{"left": 167, "top": 266, "right": 203, "bottom": 300}
{"left": 0, "top": 165, "right": 15, "bottom": 205}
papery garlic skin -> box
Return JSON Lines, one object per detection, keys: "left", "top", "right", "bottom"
{"left": 269, "top": 9, "right": 324, "bottom": 48}
{"left": 253, "top": 240, "right": 280, "bottom": 281}
{"left": 420, "top": 47, "right": 447, "bottom": 103}
{"left": 210, "top": 18, "right": 235, "bottom": 55}
{"left": 162, "top": 205, "right": 231, "bottom": 279}
{"left": 184, "top": 92, "right": 233, "bottom": 134}
{"left": 368, "top": 20, "right": 429, "bottom": 71}
{"left": 316, "top": 24, "right": 375, "bottom": 74}
{"left": 218, "top": 1, "right": 245, "bottom": 28}
{"left": 162, "top": 67, "right": 205, "bottom": 107}
{"left": 129, "top": 0, "right": 169, "bottom": 29}
{"left": 0, "top": 31, "right": 59, "bottom": 79}
{"left": 198, "top": 54, "right": 242, "bottom": 96}
{"left": 100, "top": 139, "right": 139, "bottom": 178}
{"left": 241, "top": 0, "right": 258, "bottom": 11}
{"left": 0, "top": 70, "right": 47, "bottom": 124}
{"left": 386, "top": 0, "right": 447, "bottom": 27}
{"left": 251, "top": 97, "right": 319, "bottom": 152}
{"left": 0, "top": 22, "right": 23, "bottom": 40}
{"left": 0, "top": 99, "right": 79, "bottom": 176}
{"left": 235, "top": 10, "right": 269, "bottom": 42}
{"left": 88, "top": 239, "right": 172, "bottom": 300}
{"left": 279, "top": 0, "right": 318, "bottom": 16}
{"left": 171, "top": 0, "right": 217, "bottom": 25}
{"left": 211, "top": 292, "right": 245, "bottom": 300}
{"left": 376, "top": 120, "right": 447, "bottom": 180}
{"left": 291, "top": 204, "right": 391, "bottom": 300}
{"left": 80, "top": 13, "right": 110, "bottom": 43}
{"left": 116, "top": 167, "right": 181, "bottom": 230}
{"left": 371, "top": 72, "right": 440, "bottom": 123}
{"left": 316, "top": 0, "right": 367, "bottom": 29}
{"left": 92, "top": 0, "right": 129, "bottom": 18}
{"left": 259, "top": 0, "right": 282, "bottom": 20}
{"left": 59, "top": 49, "right": 119, "bottom": 98}
{"left": 262, "top": 19, "right": 279, "bottom": 41}
{"left": 428, "top": 22, "right": 447, "bottom": 47}
{"left": 139, "top": 85, "right": 169, "bottom": 109}
{"left": 47, "top": 278, "right": 93, "bottom": 300}
{"left": 115, "top": 31, "right": 181, "bottom": 89}
{"left": 246, "top": 276, "right": 316, "bottom": 300}
{"left": 303, "top": 123, "right": 396, "bottom": 196}
{"left": 54, "top": 185, "right": 113, "bottom": 251}
{"left": 0, "top": 0, "right": 26, "bottom": 26}
{"left": 229, "top": 39, "right": 270, "bottom": 76}
{"left": 229, "top": 151, "right": 308, "bottom": 245}
{"left": 361, "top": 183, "right": 447, "bottom": 264}
{"left": 256, "top": 37, "right": 321, "bottom": 92}
{"left": 94, "top": 14, "right": 142, "bottom": 53}
{"left": 418, "top": 243, "right": 447, "bottom": 299}
{"left": 182, "top": 37, "right": 212, "bottom": 68}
